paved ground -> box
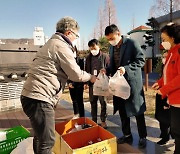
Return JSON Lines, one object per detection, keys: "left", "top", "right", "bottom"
{"left": 59, "top": 100, "right": 175, "bottom": 154}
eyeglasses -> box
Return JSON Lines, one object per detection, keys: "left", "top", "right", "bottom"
{"left": 70, "top": 30, "right": 79, "bottom": 38}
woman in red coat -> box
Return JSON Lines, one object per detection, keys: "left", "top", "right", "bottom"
{"left": 152, "top": 22, "right": 180, "bottom": 154}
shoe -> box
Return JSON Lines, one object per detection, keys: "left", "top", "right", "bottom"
{"left": 157, "top": 138, "right": 169, "bottom": 145}
{"left": 100, "top": 122, "right": 107, "bottom": 129}
{"left": 117, "top": 135, "right": 133, "bottom": 144}
{"left": 138, "top": 138, "right": 147, "bottom": 148}
{"left": 72, "top": 114, "right": 79, "bottom": 119}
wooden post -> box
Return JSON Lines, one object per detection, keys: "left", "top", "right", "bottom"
{"left": 144, "top": 59, "right": 152, "bottom": 91}
{"left": 145, "top": 73, "right": 148, "bottom": 91}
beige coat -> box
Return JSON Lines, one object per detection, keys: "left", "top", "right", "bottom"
{"left": 21, "top": 34, "right": 91, "bottom": 106}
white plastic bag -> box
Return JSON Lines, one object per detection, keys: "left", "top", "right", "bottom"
{"left": 109, "top": 71, "right": 130, "bottom": 99}
{"left": 93, "top": 73, "right": 109, "bottom": 96}
{"left": 68, "top": 123, "right": 82, "bottom": 133}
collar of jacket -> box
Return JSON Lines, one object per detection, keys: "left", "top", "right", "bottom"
{"left": 166, "top": 43, "right": 180, "bottom": 61}
{"left": 169, "top": 43, "right": 180, "bottom": 54}
{"left": 52, "top": 33, "right": 76, "bottom": 52}
{"left": 55, "top": 32, "right": 73, "bottom": 46}
{"left": 121, "top": 35, "right": 129, "bottom": 44}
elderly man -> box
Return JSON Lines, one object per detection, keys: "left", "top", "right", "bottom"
{"left": 20, "top": 17, "right": 96, "bottom": 154}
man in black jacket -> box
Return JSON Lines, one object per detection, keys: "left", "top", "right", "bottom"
{"left": 68, "top": 49, "right": 85, "bottom": 118}
{"left": 85, "top": 39, "right": 109, "bottom": 128}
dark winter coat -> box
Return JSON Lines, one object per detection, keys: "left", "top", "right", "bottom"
{"left": 107, "top": 36, "right": 146, "bottom": 117}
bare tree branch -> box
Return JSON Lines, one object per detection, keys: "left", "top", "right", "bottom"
{"left": 90, "top": 0, "right": 119, "bottom": 39}
{"left": 104, "top": 0, "right": 118, "bottom": 26}
{"left": 149, "top": 0, "right": 180, "bottom": 18}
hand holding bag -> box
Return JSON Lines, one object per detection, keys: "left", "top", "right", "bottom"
{"left": 93, "top": 73, "right": 109, "bottom": 96}
{"left": 109, "top": 71, "right": 130, "bottom": 99}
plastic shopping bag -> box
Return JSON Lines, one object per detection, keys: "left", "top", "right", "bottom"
{"left": 93, "top": 73, "right": 109, "bottom": 96}
{"left": 109, "top": 71, "right": 130, "bottom": 99}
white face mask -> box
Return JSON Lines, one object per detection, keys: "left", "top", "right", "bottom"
{"left": 72, "top": 39, "right": 78, "bottom": 47}
{"left": 161, "top": 41, "right": 171, "bottom": 50}
{"left": 162, "top": 58, "right": 166, "bottom": 64}
{"left": 109, "top": 35, "right": 122, "bottom": 46}
{"left": 91, "top": 49, "right": 99, "bottom": 56}
{"left": 73, "top": 51, "right": 77, "bottom": 58}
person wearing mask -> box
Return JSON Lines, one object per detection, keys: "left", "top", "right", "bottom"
{"left": 68, "top": 48, "right": 86, "bottom": 118}
{"left": 155, "top": 52, "right": 171, "bottom": 145}
{"left": 85, "top": 39, "right": 109, "bottom": 128}
{"left": 20, "top": 17, "right": 96, "bottom": 154}
{"left": 104, "top": 24, "right": 147, "bottom": 148}
{"left": 152, "top": 23, "right": 180, "bottom": 154}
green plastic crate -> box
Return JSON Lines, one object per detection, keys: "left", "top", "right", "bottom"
{"left": 0, "top": 126, "right": 30, "bottom": 154}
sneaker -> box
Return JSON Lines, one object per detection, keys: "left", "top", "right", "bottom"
{"left": 72, "top": 114, "right": 79, "bottom": 119}
{"left": 138, "top": 138, "right": 147, "bottom": 148}
{"left": 157, "top": 138, "right": 169, "bottom": 145}
{"left": 100, "top": 122, "right": 107, "bottom": 129}
{"left": 117, "top": 135, "right": 133, "bottom": 144}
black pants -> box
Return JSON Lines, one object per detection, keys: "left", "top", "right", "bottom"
{"left": 155, "top": 93, "right": 170, "bottom": 139}
{"left": 170, "top": 106, "right": 180, "bottom": 154}
{"left": 69, "top": 85, "right": 84, "bottom": 117}
{"left": 20, "top": 96, "right": 55, "bottom": 154}
{"left": 89, "top": 86, "right": 107, "bottom": 123}
{"left": 114, "top": 96, "right": 147, "bottom": 138}
{"left": 159, "top": 122, "right": 170, "bottom": 139}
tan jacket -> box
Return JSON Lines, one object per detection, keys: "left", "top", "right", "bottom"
{"left": 21, "top": 34, "right": 91, "bottom": 106}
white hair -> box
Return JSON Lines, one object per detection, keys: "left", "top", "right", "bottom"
{"left": 56, "top": 16, "right": 80, "bottom": 33}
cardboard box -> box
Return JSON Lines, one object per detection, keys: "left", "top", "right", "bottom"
{"left": 55, "top": 117, "right": 97, "bottom": 136}
{"left": 61, "top": 126, "right": 117, "bottom": 154}
{"left": 54, "top": 117, "right": 98, "bottom": 154}
{"left": 52, "top": 131, "right": 61, "bottom": 154}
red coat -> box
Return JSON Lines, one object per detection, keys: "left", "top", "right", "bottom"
{"left": 157, "top": 44, "right": 180, "bottom": 105}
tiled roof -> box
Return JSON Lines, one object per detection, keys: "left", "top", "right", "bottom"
{"left": 132, "top": 25, "right": 151, "bottom": 31}
{"left": 127, "top": 25, "right": 152, "bottom": 35}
